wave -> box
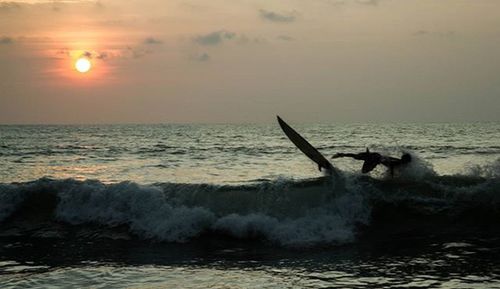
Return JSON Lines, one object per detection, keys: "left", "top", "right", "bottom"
{"left": 1, "top": 159, "right": 499, "bottom": 247}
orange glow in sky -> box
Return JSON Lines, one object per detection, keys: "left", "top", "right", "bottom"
{"left": 2, "top": 0, "right": 500, "bottom": 123}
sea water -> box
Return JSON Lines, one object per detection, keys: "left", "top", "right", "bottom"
{"left": 1, "top": 123, "right": 500, "bottom": 288}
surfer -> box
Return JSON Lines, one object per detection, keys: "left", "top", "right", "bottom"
{"left": 332, "top": 148, "right": 411, "bottom": 177}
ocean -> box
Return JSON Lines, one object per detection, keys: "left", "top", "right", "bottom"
{"left": 1, "top": 122, "right": 500, "bottom": 288}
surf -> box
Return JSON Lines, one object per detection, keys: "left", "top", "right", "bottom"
{"left": 1, "top": 162, "right": 499, "bottom": 247}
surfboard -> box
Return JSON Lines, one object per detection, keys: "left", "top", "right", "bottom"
{"left": 277, "top": 116, "right": 334, "bottom": 173}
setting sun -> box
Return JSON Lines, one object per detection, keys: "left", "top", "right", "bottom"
{"left": 75, "top": 58, "right": 91, "bottom": 73}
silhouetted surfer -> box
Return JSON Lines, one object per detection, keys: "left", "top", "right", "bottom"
{"left": 332, "top": 148, "right": 411, "bottom": 177}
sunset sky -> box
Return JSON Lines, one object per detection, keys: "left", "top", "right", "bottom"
{"left": 1, "top": 0, "right": 499, "bottom": 123}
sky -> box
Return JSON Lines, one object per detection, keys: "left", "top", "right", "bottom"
{"left": 1, "top": 0, "right": 500, "bottom": 124}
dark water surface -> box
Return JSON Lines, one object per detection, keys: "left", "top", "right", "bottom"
{"left": 1, "top": 235, "right": 500, "bottom": 288}
{"left": 1, "top": 123, "right": 500, "bottom": 287}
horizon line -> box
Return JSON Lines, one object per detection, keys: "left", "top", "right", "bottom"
{"left": 1, "top": 120, "right": 500, "bottom": 126}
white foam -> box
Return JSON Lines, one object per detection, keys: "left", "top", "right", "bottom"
{"left": 463, "top": 157, "right": 500, "bottom": 179}
{"left": 46, "top": 176, "right": 371, "bottom": 246}
{"left": 214, "top": 213, "right": 279, "bottom": 239}
{"left": 56, "top": 181, "right": 216, "bottom": 242}
{"left": 1, "top": 168, "right": 498, "bottom": 247}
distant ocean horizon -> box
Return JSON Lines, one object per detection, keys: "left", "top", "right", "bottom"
{"left": 2, "top": 119, "right": 499, "bottom": 125}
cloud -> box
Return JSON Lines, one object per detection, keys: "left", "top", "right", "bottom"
{"left": 0, "top": 2, "right": 23, "bottom": 12}
{"left": 55, "top": 49, "right": 112, "bottom": 60}
{"left": 54, "top": 37, "right": 159, "bottom": 61}
{"left": 235, "top": 34, "right": 266, "bottom": 45}
{"left": 193, "top": 52, "right": 210, "bottom": 62}
{"left": 179, "top": 2, "right": 209, "bottom": 12}
{"left": 1, "top": 0, "right": 104, "bottom": 14}
{"left": 92, "top": 51, "right": 109, "bottom": 59}
{"left": 277, "top": 35, "right": 294, "bottom": 41}
{"left": 95, "top": 1, "right": 104, "bottom": 9}
{"left": 79, "top": 50, "right": 109, "bottom": 60}
{"left": 125, "top": 46, "right": 150, "bottom": 59}
{"left": 356, "top": 0, "right": 379, "bottom": 5}
{"left": 412, "top": 30, "right": 456, "bottom": 38}
{"left": 324, "top": 0, "right": 381, "bottom": 6}
{"left": 0, "top": 36, "right": 14, "bottom": 45}
{"left": 143, "top": 37, "right": 163, "bottom": 45}
{"left": 413, "top": 30, "right": 429, "bottom": 36}
{"left": 259, "top": 9, "right": 296, "bottom": 23}
{"left": 194, "top": 30, "right": 236, "bottom": 46}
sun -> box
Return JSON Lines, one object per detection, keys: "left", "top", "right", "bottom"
{"left": 75, "top": 57, "right": 92, "bottom": 73}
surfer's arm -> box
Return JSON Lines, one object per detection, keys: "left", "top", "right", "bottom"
{"left": 332, "top": 153, "right": 352, "bottom": 159}
{"left": 332, "top": 153, "right": 363, "bottom": 160}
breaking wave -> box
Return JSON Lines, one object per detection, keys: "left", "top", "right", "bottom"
{"left": 1, "top": 158, "right": 499, "bottom": 247}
